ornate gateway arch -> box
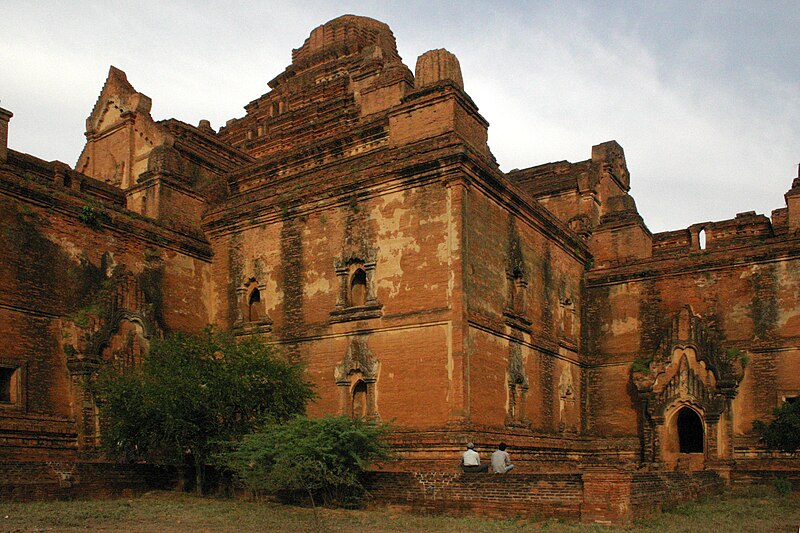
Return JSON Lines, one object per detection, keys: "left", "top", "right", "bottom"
{"left": 632, "top": 306, "right": 745, "bottom": 468}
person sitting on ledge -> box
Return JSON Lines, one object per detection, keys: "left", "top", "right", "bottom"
{"left": 461, "top": 442, "right": 489, "bottom": 473}
{"left": 491, "top": 442, "right": 514, "bottom": 474}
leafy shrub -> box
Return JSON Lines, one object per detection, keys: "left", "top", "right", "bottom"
{"left": 92, "top": 328, "right": 314, "bottom": 493}
{"left": 223, "top": 415, "right": 391, "bottom": 507}
{"left": 78, "top": 205, "right": 110, "bottom": 229}
{"left": 753, "top": 399, "right": 800, "bottom": 454}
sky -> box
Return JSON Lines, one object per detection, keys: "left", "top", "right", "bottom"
{"left": 2, "top": 1, "right": 799, "bottom": 233}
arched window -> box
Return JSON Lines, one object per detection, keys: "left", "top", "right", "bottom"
{"left": 698, "top": 228, "right": 707, "bottom": 250}
{"left": 505, "top": 268, "right": 528, "bottom": 320}
{"left": 512, "top": 274, "right": 525, "bottom": 314}
{"left": 235, "top": 279, "right": 272, "bottom": 330}
{"left": 248, "top": 288, "right": 264, "bottom": 322}
{"left": 0, "top": 367, "right": 19, "bottom": 404}
{"left": 351, "top": 380, "right": 368, "bottom": 419}
{"left": 559, "top": 298, "right": 576, "bottom": 338}
{"left": 331, "top": 256, "right": 382, "bottom": 323}
{"left": 677, "top": 408, "right": 704, "bottom": 453}
{"left": 349, "top": 268, "right": 367, "bottom": 307}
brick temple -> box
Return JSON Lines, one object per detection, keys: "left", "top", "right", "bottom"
{"left": 1, "top": 15, "right": 799, "bottom": 522}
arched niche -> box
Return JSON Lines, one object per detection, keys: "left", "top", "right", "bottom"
{"left": 349, "top": 267, "right": 367, "bottom": 307}
{"left": 234, "top": 277, "right": 272, "bottom": 332}
{"left": 334, "top": 336, "right": 380, "bottom": 420}
{"left": 351, "top": 379, "right": 368, "bottom": 419}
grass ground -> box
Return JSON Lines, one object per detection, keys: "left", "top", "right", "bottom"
{"left": 0, "top": 485, "right": 798, "bottom": 532}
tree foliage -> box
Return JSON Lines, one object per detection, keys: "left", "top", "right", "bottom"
{"left": 753, "top": 400, "right": 800, "bottom": 454}
{"left": 92, "top": 328, "right": 314, "bottom": 492}
{"left": 222, "top": 415, "right": 391, "bottom": 507}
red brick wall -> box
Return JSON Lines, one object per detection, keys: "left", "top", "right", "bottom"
{"left": 732, "top": 457, "right": 800, "bottom": 487}
{"left": 464, "top": 183, "right": 586, "bottom": 431}
{"left": 0, "top": 461, "right": 174, "bottom": 501}
{"left": 0, "top": 154, "right": 212, "bottom": 459}
{"left": 629, "top": 470, "right": 723, "bottom": 518}
{"left": 587, "top": 246, "right": 800, "bottom": 441}
{"left": 206, "top": 157, "right": 467, "bottom": 428}
{"left": 365, "top": 471, "right": 583, "bottom": 519}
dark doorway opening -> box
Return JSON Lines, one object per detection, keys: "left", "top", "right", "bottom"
{"left": 0, "top": 367, "right": 13, "bottom": 403}
{"left": 677, "top": 408, "right": 704, "bottom": 453}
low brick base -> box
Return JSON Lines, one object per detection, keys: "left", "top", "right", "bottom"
{"left": 731, "top": 457, "right": 800, "bottom": 488}
{"left": 0, "top": 461, "right": 174, "bottom": 501}
{"left": 365, "top": 467, "right": 724, "bottom": 524}
{"left": 0, "top": 460, "right": 729, "bottom": 524}
{"left": 629, "top": 470, "right": 724, "bottom": 518}
{"left": 366, "top": 471, "right": 582, "bottom": 519}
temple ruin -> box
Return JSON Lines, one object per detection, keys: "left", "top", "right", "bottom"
{"left": 1, "top": 14, "right": 799, "bottom": 522}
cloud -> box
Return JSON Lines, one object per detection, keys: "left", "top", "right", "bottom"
{"left": 458, "top": 8, "right": 800, "bottom": 232}
{"left": 1, "top": 1, "right": 798, "bottom": 233}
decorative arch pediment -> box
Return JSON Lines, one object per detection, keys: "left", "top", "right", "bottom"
{"left": 335, "top": 335, "right": 380, "bottom": 420}
{"left": 633, "top": 306, "right": 744, "bottom": 399}
{"left": 95, "top": 98, "right": 125, "bottom": 132}
{"left": 335, "top": 197, "right": 377, "bottom": 270}
{"left": 504, "top": 218, "right": 531, "bottom": 329}
{"left": 76, "top": 66, "right": 170, "bottom": 189}
{"left": 507, "top": 219, "right": 527, "bottom": 282}
{"left": 62, "top": 267, "right": 159, "bottom": 366}
{"left": 60, "top": 263, "right": 162, "bottom": 451}
{"left": 91, "top": 310, "right": 154, "bottom": 357}
{"left": 86, "top": 67, "right": 153, "bottom": 134}
{"left": 335, "top": 248, "right": 378, "bottom": 270}
{"left": 646, "top": 348, "right": 726, "bottom": 419}
{"left": 506, "top": 341, "right": 530, "bottom": 427}
{"left": 334, "top": 335, "right": 379, "bottom": 384}
{"left": 331, "top": 199, "right": 382, "bottom": 322}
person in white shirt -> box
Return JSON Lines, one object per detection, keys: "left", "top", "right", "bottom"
{"left": 491, "top": 442, "right": 514, "bottom": 474}
{"left": 461, "top": 442, "right": 489, "bottom": 472}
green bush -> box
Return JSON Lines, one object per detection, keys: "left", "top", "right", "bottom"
{"left": 92, "top": 328, "right": 314, "bottom": 493}
{"left": 753, "top": 399, "right": 800, "bottom": 454}
{"left": 78, "top": 205, "right": 110, "bottom": 229}
{"left": 223, "top": 415, "right": 391, "bottom": 507}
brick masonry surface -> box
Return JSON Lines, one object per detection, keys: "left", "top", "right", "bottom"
{"left": 364, "top": 468, "right": 724, "bottom": 524}
{"left": 0, "top": 461, "right": 174, "bottom": 501}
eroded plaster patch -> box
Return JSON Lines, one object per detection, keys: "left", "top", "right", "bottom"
{"left": 304, "top": 267, "right": 332, "bottom": 298}
{"left": 610, "top": 316, "right": 639, "bottom": 336}
{"left": 373, "top": 192, "right": 421, "bottom": 298}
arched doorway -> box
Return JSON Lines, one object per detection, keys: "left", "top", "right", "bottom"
{"left": 677, "top": 407, "right": 704, "bottom": 453}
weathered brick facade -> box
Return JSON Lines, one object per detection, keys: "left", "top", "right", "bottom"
{"left": 1, "top": 14, "right": 799, "bottom": 520}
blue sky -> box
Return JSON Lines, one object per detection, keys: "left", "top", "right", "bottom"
{"left": 2, "top": 1, "right": 799, "bottom": 233}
